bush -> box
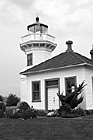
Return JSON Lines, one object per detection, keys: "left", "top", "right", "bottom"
{"left": 17, "top": 101, "right": 30, "bottom": 111}
{"left": 0, "top": 111, "right": 5, "bottom": 118}
{"left": 84, "top": 110, "right": 91, "bottom": 115}
{"left": 6, "top": 94, "right": 20, "bottom": 106}
{"left": 5, "top": 104, "right": 37, "bottom": 119}
{"left": 57, "top": 81, "right": 86, "bottom": 114}
{"left": 57, "top": 107, "right": 85, "bottom": 118}
{"left": 36, "top": 109, "right": 47, "bottom": 116}
{"left": 5, "top": 107, "right": 20, "bottom": 119}
{"left": 0, "top": 102, "right": 6, "bottom": 118}
{"left": 20, "top": 109, "right": 37, "bottom": 119}
{"left": 61, "top": 113, "right": 79, "bottom": 118}
{"left": 85, "top": 110, "right": 93, "bottom": 115}
{"left": 89, "top": 110, "right": 93, "bottom": 115}
{"left": 73, "top": 107, "right": 85, "bottom": 116}
{"left": 0, "top": 102, "right": 6, "bottom": 112}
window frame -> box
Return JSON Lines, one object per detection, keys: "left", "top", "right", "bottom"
{"left": 65, "top": 76, "right": 77, "bottom": 95}
{"left": 27, "top": 53, "right": 33, "bottom": 66}
{"left": 45, "top": 78, "right": 60, "bottom": 111}
{"left": 32, "top": 81, "right": 41, "bottom": 102}
{"left": 46, "top": 79, "right": 59, "bottom": 88}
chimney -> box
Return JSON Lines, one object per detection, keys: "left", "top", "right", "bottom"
{"left": 90, "top": 45, "right": 93, "bottom": 60}
{"left": 66, "top": 40, "right": 73, "bottom": 52}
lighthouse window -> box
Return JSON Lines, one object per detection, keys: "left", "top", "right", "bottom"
{"left": 27, "top": 53, "right": 33, "bottom": 66}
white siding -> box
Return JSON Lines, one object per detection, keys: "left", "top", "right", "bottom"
{"left": 20, "top": 75, "right": 31, "bottom": 105}
{"left": 20, "top": 75, "right": 27, "bottom": 101}
{"left": 26, "top": 47, "right": 51, "bottom": 66}
{"left": 20, "top": 66, "right": 88, "bottom": 110}
{"left": 84, "top": 66, "right": 93, "bottom": 109}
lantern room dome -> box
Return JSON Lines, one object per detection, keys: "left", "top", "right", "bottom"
{"left": 36, "top": 16, "right": 39, "bottom": 22}
{"left": 27, "top": 16, "right": 48, "bottom": 33}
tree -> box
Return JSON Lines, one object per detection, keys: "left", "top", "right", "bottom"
{"left": 57, "top": 81, "right": 86, "bottom": 114}
{"left": 0, "top": 102, "right": 6, "bottom": 118}
{"left": 0, "top": 95, "right": 3, "bottom": 102}
{"left": 6, "top": 94, "right": 20, "bottom": 106}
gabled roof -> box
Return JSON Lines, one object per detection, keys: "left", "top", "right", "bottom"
{"left": 20, "top": 50, "right": 93, "bottom": 75}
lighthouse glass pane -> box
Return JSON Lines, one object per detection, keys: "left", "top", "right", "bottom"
{"left": 29, "top": 26, "right": 34, "bottom": 33}
{"left": 42, "top": 26, "right": 48, "bottom": 33}
{"left": 32, "top": 81, "right": 41, "bottom": 102}
{"left": 35, "top": 24, "right": 40, "bottom": 32}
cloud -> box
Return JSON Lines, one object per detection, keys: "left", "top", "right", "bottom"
{"left": 0, "top": 0, "right": 24, "bottom": 25}
{"left": 0, "top": 0, "right": 36, "bottom": 26}
{"left": 0, "top": 0, "right": 93, "bottom": 37}
{"left": 7, "top": 0, "right": 35, "bottom": 9}
{"left": 76, "top": 0, "right": 91, "bottom": 6}
{"left": 65, "top": 6, "right": 93, "bottom": 36}
{"left": 34, "top": 0, "right": 69, "bottom": 31}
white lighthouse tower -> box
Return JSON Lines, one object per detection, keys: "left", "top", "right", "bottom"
{"left": 20, "top": 16, "right": 57, "bottom": 68}
{"left": 20, "top": 17, "right": 57, "bottom": 102}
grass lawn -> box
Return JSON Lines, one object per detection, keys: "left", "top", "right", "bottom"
{"left": 0, "top": 116, "right": 93, "bottom": 140}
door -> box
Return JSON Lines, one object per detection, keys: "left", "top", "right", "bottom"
{"left": 48, "top": 87, "right": 59, "bottom": 110}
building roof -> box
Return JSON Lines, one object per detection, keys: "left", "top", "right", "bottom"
{"left": 20, "top": 50, "right": 93, "bottom": 75}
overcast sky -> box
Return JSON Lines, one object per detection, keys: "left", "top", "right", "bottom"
{"left": 0, "top": 0, "right": 93, "bottom": 97}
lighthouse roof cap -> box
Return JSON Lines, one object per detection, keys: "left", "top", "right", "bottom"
{"left": 27, "top": 16, "right": 48, "bottom": 31}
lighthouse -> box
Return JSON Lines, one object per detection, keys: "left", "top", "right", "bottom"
{"left": 20, "top": 16, "right": 57, "bottom": 103}
{"left": 20, "top": 16, "right": 57, "bottom": 68}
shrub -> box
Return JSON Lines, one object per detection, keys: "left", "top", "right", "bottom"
{"left": 57, "top": 81, "right": 86, "bottom": 115}
{"left": 84, "top": 110, "right": 91, "bottom": 115}
{"left": 88, "top": 110, "right": 93, "bottom": 115}
{"left": 17, "top": 101, "right": 30, "bottom": 111}
{"left": 5, "top": 105, "right": 37, "bottom": 119}
{"left": 85, "top": 110, "right": 93, "bottom": 115}
{"left": 0, "top": 102, "right": 6, "bottom": 118}
{"left": 0, "top": 111, "right": 5, "bottom": 118}
{"left": 57, "top": 107, "right": 85, "bottom": 118}
{"left": 0, "top": 102, "right": 6, "bottom": 112}
{"left": 61, "top": 113, "right": 78, "bottom": 118}
{"left": 36, "top": 109, "right": 47, "bottom": 116}
{"left": 20, "top": 109, "right": 37, "bottom": 119}
{"left": 73, "top": 107, "right": 85, "bottom": 116}
{"left": 6, "top": 94, "right": 20, "bottom": 106}
{"left": 5, "top": 107, "right": 20, "bottom": 119}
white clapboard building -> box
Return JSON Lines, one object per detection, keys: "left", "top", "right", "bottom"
{"left": 20, "top": 16, "right": 93, "bottom": 111}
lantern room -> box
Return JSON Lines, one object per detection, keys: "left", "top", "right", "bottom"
{"left": 27, "top": 16, "right": 48, "bottom": 34}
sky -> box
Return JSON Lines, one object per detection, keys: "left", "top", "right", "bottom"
{"left": 0, "top": 0, "right": 93, "bottom": 97}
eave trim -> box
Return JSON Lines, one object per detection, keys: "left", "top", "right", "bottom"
{"left": 20, "top": 63, "right": 90, "bottom": 75}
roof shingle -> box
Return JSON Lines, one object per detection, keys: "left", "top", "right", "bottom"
{"left": 20, "top": 51, "right": 93, "bottom": 75}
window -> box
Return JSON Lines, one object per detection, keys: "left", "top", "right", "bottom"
{"left": 65, "top": 76, "right": 76, "bottom": 95}
{"left": 27, "top": 53, "right": 33, "bottom": 66}
{"left": 32, "top": 81, "right": 41, "bottom": 102}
